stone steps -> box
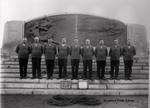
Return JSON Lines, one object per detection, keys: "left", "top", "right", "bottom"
{"left": 1, "top": 72, "right": 148, "bottom": 79}
{"left": 0, "top": 78, "right": 148, "bottom": 95}
{"left": 0, "top": 56, "right": 149, "bottom": 95}
{"left": 1, "top": 60, "right": 149, "bottom": 65}
{"left": 0, "top": 78, "right": 148, "bottom": 84}
{"left": 1, "top": 82, "right": 148, "bottom": 90}
{"left": 1, "top": 70, "right": 148, "bottom": 75}
{"left": 0, "top": 75, "right": 148, "bottom": 79}
{"left": 0, "top": 65, "right": 148, "bottom": 70}
{"left": 0, "top": 71, "right": 149, "bottom": 76}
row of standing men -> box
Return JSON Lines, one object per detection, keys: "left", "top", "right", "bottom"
{"left": 16, "top": 37, "right": 136, "bottom": 80}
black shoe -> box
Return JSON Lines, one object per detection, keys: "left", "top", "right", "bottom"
{"left": 58, "top": 75, "right": 62, "bottom": 79}
{"left": 47, "top": 76, "right": 52, "bottom": 79}
{"left": 128, "top": 77, "right": 132, "bottom": 80}
{"left": 88, "top": 77, "right": 93, "bottom": 80}
{"left": 110, "top": 77, "right": 114, "bottom": 80}
{"left": 58, "top": 77, "right": 61, "bottom": 79}
{"left": 64, "top": 76, "right": 67, "bottom": 80}
{"left": 47, "top": 77, "right": 50, "bottom": 79}
{"left": 115, "top": 77, "right": 119, "bottom": 80}
{"left": 124, "top": 77, "right": 128, "bottom": 80}
{"left": 101, "top": 77, "right": 105, "bottom": 80}
{"left": 31, "top": 77, "right": 36, "bottom": 79}
{"left": 22, "top": 77, "right": 26, "bottom": 79}
{"left": 38, "top": 77, "right": 42, "bottom": 79}
{"left": 20, "top": 77, "right": 23, "bottom": 79}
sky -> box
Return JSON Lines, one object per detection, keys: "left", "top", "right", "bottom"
{"left": 0, "top": 0, "right": 150, "bottom": 48}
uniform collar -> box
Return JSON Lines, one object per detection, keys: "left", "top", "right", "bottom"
{"left": 48, "top": 43, "right": 52, "bottom": 46}
{"left": 128, "top": 45, "right": 131, "bottom": 48}
{"left": 114, "top": 45, "right": 118, "bottom": 48}
{"left": 74, "top": 44, "right": 78, "bottom": 47}
{"left": 99, "top": 45, "right": 104, "bottom": 48}
{"left": 62, "top": 44, "right": 66, "bottom": 47}
{"left": 86, "top": 45, "right": 90, "bottom": 48}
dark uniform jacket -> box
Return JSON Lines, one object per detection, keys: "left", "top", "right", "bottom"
{"left": 16, "top": 43, "right": 30, "bottom": 58}
{"left": 44, "top": 43, "right": 56, "bottom": 60}
{"left": 70, "top": 45, "right": 81, "bottom": 59}
{"left": 58, "top": 44, "right": 70, "bottom": 59}
{"left": 95, "top": 45, "right": 108, "bottom": 61}
{"left": 81, "top": 45, "right": 94, "bottom": 60}
{"left": 30, "top": 43, "right": 43, "bottom": 58}
{"left": 123, "top": 45, "right": 136, "bottom": 60}
{"left": 109, "top": 45, "right": 122, "bottom": 60}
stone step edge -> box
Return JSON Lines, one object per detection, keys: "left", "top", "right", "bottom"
{"left": 1, "top": 77, "right": 148, "bottom": 79}
{"left": 0, "top": 89, "right": 148, "bottom": 95}
{"left": 1, "top": 61, "right": 148, "bottom": 65}
{"left": 1, "top": 72, "right": 148, "bottom": 75}
{"left": 0, "top": 79, "right": 148, "bottom": 83}
{"left": 1, "top": 65, "right": 148, "bottom": 68}
{"left": 1, "top": 67, "right": 148, "bottom": 70}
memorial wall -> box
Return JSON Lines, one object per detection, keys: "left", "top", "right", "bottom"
{"left": 2, "top": 14, "right": 148, "bottom": 57}
{"left": 24, "top": 14, "right": 127, "bottom": 46}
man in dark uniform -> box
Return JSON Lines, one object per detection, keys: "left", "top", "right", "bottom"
{"left": 57, "top": 37, "right": 70, "bottom": 79}
{"left": 95, "top": 40, "right": 108, "bottom": 80}
{"left": 30, "top": 37, "right": 43, "bottom": 79}
{"left": 109, "top": 40, "right": 122, "bottom": 79}
{"left": 123, "top": 40, "right": 136, "bottom": 80}
{"left": 81, "top": 39, "right": 94, "bottom": 80}
{"left": 16, "top": 37, "right": 30, "bottom": 79}
{"left": 44, "top": 38, "right": 56, "bottom": 79}
{"left": 70, "top": 38, "right": 81, "bottom": 79}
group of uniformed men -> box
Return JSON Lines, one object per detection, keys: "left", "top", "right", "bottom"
{"left": 16, "top": 37, "right": 136, "bottom": 80}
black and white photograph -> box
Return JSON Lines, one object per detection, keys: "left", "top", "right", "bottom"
{"left": 0, "top": 0, "right": 149, "bottom": 108}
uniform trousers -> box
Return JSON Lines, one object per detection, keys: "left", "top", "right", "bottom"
{"left": 97, "top": 60, "right": 106, "bottom": 79}
{"left": 46, "top": 59, "right": 55, "bottom": 79}
{"left": 124, "top": 60, "right": 133, "bottom": 79}
{"left": 32, "top": 57, "right": 41, "bottom": 78}
{"left": 71, "top": 59, "right": 80, "bottom": 79}
{"left": 18, "top": 58, "right": 28, "bottom": 78}
{"left": 83, "top": 60, "right": 92, "bottom": 79}
{"left": 58, "top": 59, "right": 67, "bottom": 79}
{"left": 110, "top": 60, "right": 120, "bottom": 79}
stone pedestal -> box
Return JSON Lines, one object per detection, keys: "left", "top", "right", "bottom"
{"left": 2, "top": 21, "right": 24, "bottom": 55}
{"left": 127, "top": 24, "right": 148, "bottom": 57}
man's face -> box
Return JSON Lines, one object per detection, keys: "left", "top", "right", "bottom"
{"left": 99, "top": 40, "right": 104, "bottom": 45}
{"left": 34, "top": 38, "right": 39, "bottom": 43}
{"left": 62, "top": 38, "right": 66, "bottom": 44}
{"left": 127, "top": 41, "right": 131, "bottom": 46}
{"left": 85, "top": 39, "right": 90, "bottom": 45}
{"left": 74, "top": 39, "right": 78, "bottom": 44}
{"left": 114, "top": 40, "right": 118, "bottom": 45}
{"left": 23, "top": 38, "right": 27, "bottom": 43}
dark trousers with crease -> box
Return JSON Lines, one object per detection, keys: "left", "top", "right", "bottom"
{"left": 124, "top": 60, "right": 133, "bottom": 79}
{"left": 83, "top": 60, "right": 92, "bottom": 79}
{"left": 110, "top": 60, "right": 120, "bottom": 79}
{"left": 97, "top": 60, "right": 106, "bottom": 79}
{"left": 71, "top": 59, "right": 79, "bottom": 79}
{"left": 19, "top": 58, "right": 28, "bottom": 78}
{"left": 46, "top": 59, "right": 55, "bottom": 78}
{"left": 32, "top": 57, "right": 41, "bottom": 78}
{"left": 58, "top": 59, "right": 67, "bottom": 79}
